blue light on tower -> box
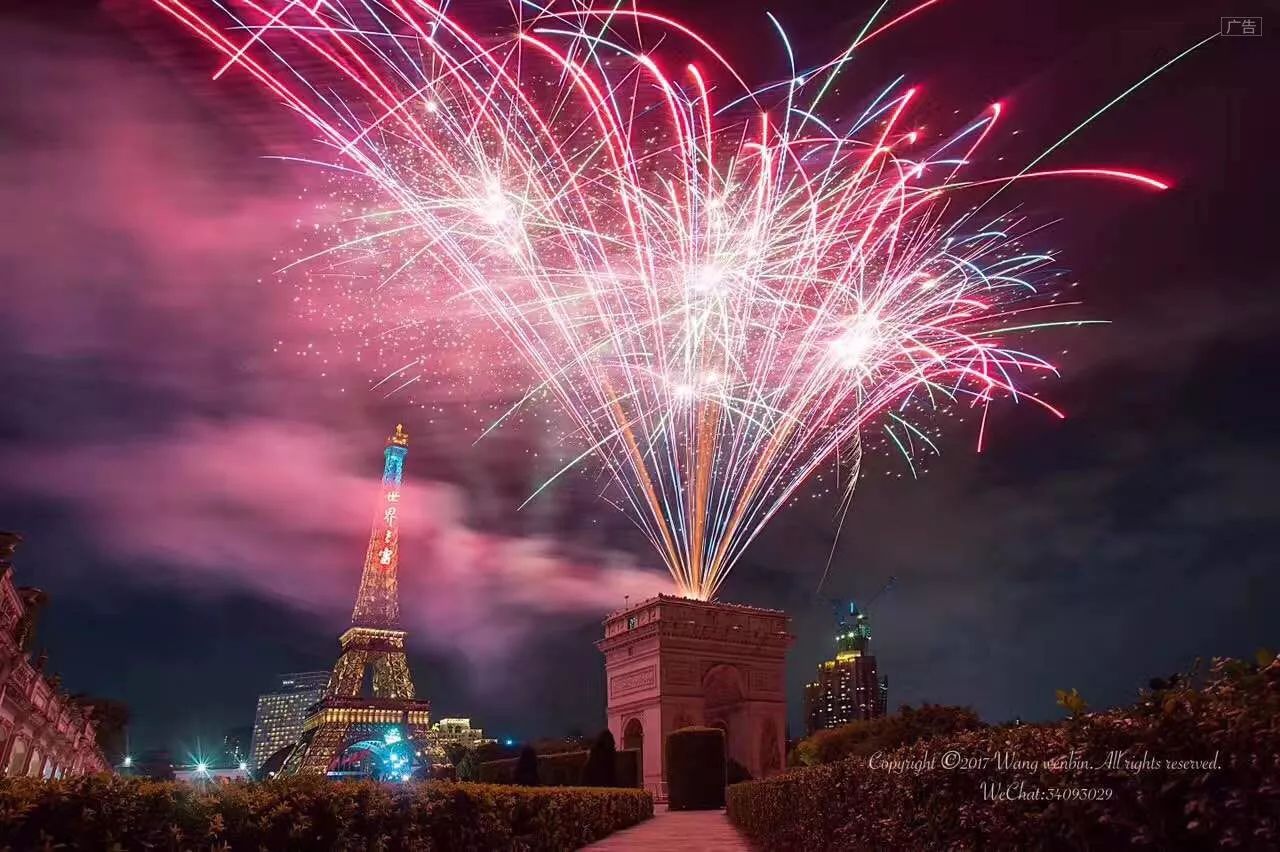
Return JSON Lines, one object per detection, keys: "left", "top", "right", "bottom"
{"left": 383, "top": 424, "right": 409, "bottom": 486}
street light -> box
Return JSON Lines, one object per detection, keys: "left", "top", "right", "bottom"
{"left": 196, "top": 762, "right": 208, "bottom": 773}
{"left": 122, "top": 756, "right": 133, "bottom": 768}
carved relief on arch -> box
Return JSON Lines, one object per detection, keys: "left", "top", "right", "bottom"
{"left": 610, "top": 665, "right": 656, "bottom": 698}
{"left": 702, "top": 664, "right": 745, "bottom": 711}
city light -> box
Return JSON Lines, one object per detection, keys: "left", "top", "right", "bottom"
{"left": 238, "top": 761, "right": 248, "bottom": 771}
{"left": 122, "top": 756, "right": 132, "bottom": 768}
{"left": 196, "top": 762, "right": 208, "bottom": 773}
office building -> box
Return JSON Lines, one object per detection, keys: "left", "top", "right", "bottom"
{"left": 804, "top": 601, "right": 887, "bottom": 734}
{"left": 249, "top": 671, "right": 330, "bottom": 773}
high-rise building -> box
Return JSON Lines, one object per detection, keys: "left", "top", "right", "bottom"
{"left": 278, "top": 425, "right": 433, "bottom": 779}
{"left": 249, "top": 672, "right": 330, "bottom": 773}
{"left": 803, "top": 601, "right": 887, "bottom": 735}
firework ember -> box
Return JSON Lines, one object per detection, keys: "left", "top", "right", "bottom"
{"left": 151, "top": 0, "right": 1168, "bottom": 599}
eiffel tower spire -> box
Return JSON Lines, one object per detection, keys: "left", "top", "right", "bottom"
{"left": 349, "top": 423, "right": 410, "bottom": 628}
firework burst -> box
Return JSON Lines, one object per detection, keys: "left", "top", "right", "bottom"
{"left": 151, "top": 0, "right": 1173, "bottom": 599}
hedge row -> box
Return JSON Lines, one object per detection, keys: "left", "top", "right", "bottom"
{"left": 478, "top": 749, "right": 639, "bottom": 788}
{"left": 729, "top": 656, "right": 1280, "bottom": 850}
{"left": 665, "top": 728, "right": 725, "bottom": 810}
{"left": 0, "top": 774, "right": 653, "bottom": 851}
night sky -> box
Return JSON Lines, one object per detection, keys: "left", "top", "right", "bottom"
{"left": 2, "top": 0, "right": 1276, "bottom": 759}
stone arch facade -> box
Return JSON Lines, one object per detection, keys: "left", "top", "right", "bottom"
{"left": 599, "top": 595, "right": 793, "bottom": 798}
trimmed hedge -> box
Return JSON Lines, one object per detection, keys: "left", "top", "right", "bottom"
{"left": 480, "top": 749, "right": 640, "bottom": 788}
{"left": 729, "top": 656, "right": 1280, "bottom": 850}
{"left": 581, "top": 731, "right": 617, "bottom": 787}
{"left": 0, "top": 774, "right": 653, "bottom": 850}
{"left": 666, "top": 727, "right": 725, "bottom": 810}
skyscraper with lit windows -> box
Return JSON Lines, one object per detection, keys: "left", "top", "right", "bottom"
{"left": 803, "top": 602, "right": 887, "bottom": 735}
{"left": 249, "top": 671, "right": 330, "bottom": 773}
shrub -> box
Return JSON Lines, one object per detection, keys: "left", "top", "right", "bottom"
{"left": 795, "top": 703, "right": 984, "bottom": 766}
{"left": 479, "top": 748, "right": 640, "bottom": 788}
{"left": 0, "top": 775, "right": 653, "bottom": 851}
{"left": 729, "top": 657, "right": 1280, "bottom": 850}
{"left": 614, "top": 748, "right": 639, "bottom": 789}
{"left": 581, "top": 730, "right": 618, "bottom": 787}
{"left": 666, "top": 727, "right": 725, "bottom": 810}
{"left": 514, "top": 746, "right": 540, "bottom": 786}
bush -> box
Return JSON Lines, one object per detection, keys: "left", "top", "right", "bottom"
{"left": 666, "top": 727, "right": 725, "bottom": 810}
{"left": 581, "top": 730, "right": 618, "bottom": 787}
{"left": 479, "top": 749, "right": 640, "bottom": 788}
{"left": 729, "top": 657, "right": 1280, "bottom": 850}
{"left": 0, "top": 775, "right": 653, "bottom": 851}
{"left": 796, "top": 703, "right": 984, "bottom": 766}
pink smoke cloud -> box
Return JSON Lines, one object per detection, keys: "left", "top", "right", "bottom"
{"left": 5, "top": 417, "right": 668, "bottom": 665}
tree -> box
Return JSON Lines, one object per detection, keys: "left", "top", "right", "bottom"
{"left": 458, "top": 740, "right": 518, "bottom": 780}
{"left": 581, "top": 729, "right": 617, "bottom": 787}
{"left": 72, "top": 695, "right": 129, "bottom": 764}
{"left": 456, "top": 749, "right": 481, "bottom": 781}
{"left": 513, "top": 745, "right": 540, "bottom": 786}
{"left": 442, "top": 742, "right": 468, "bottom": 767}
{"left": 1055, "top": 688, "right": 1088, "bottom": 718}
{"left": 797, "top": 704, "right": 985, "bottom": 766}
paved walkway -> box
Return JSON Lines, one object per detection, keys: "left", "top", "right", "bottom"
{"left": 584, "top": 806, "right": 750, "bottom": 851}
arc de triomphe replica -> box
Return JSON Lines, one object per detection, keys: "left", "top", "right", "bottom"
{"left": 598, "top": 595, "right": 793, "bottom": 798}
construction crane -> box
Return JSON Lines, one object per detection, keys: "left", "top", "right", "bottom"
{"left": 828, "top": 576, "right": 896, "bottom": 657}
{"left": 830, "top": 575, "right": 896, "bottom": 620}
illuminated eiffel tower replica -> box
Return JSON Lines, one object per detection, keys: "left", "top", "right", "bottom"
{"left": 281, "top": 424, "right": 432, "bottom": 777}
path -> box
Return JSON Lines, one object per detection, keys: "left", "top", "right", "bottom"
{"left": 583, "top": 806, "right": 750, "bottom": 851}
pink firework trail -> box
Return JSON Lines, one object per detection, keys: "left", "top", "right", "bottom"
{"left": 151, "top": 0, "right": 1173, "bottom": 600}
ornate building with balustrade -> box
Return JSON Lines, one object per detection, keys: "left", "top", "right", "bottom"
{"left": 0, "top": 533, "right": 109, "bottom": 778}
